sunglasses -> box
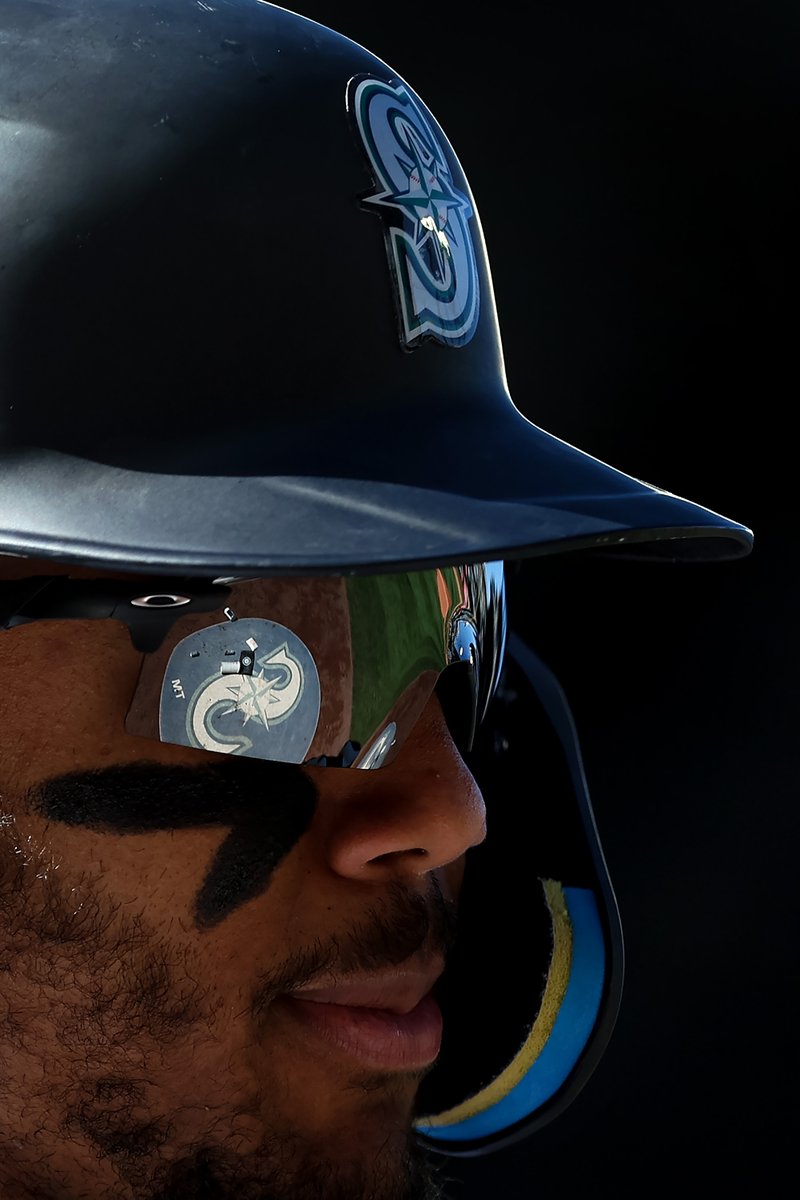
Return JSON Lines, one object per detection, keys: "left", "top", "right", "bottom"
{"left": 0, "top": 561, "right": 506, "bottom": 769}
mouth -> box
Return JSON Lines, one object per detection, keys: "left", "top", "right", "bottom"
{"left": 275, "top": 960, "right": 445, "bottom": 1072}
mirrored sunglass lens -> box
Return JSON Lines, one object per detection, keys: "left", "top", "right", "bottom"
{"left": 1, "top": 561, "right": 505, "bottom": 767}
{"left": 123, "top": 563, "right": 504, "bottom": 768}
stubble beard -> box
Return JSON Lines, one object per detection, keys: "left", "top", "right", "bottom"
{"left": 0, "top": 815, "right": 452, "bottom": 1200}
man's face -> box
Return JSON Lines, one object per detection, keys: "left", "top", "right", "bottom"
{"left": 0, "top": 596, "right": 487, "bottom": 1199}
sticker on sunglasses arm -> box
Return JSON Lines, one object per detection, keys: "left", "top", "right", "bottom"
{"left": 159, "top": 619, "right": 321, "bottom": 761}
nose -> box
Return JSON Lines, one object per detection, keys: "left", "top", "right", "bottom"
{"left": 313, "top": 693, "right": 487, "bottom": 883}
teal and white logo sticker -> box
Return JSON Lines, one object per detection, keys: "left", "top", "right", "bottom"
{"left": 159, "top": 619, "right": 320, "bottom": 761}
{"left": 349, "top": 76, "right": 480, "bottom": 348}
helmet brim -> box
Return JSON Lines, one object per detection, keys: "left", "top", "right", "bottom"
{"left": 0, "top": 403, "right": 752, "bottom": 575}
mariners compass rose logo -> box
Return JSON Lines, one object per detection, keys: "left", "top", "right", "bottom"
{"left": 159, "top": 617, "right": 321, "bottom": 761}
{"left": 349, "top": 75, "right": 480, "bottom": 348}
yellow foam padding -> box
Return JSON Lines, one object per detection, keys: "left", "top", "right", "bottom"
{"left": 420, "top": 878, "right": 572, "bottom": 1126}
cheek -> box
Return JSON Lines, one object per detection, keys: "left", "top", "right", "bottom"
{"left": 0, "top": 619, "right": 239, "bottom": 797}
{"left": 0, "top": 711, "right": 132, "bottom": 799}
{"left": 0, "top": 621, "right": 204, "bottom": 793}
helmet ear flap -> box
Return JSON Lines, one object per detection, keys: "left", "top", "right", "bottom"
{"left": 415, "top": 632, "right": 623, "bottom": 1156}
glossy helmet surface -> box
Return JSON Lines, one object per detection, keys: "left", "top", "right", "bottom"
{"left": 0, "top": 0, "right": 751, "bottom": 574}
{"left": 0, "top": 0, "right": 752, "bottom": 1159}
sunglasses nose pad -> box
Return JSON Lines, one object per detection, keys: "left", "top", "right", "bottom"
{"left": 354, "top": 721, "right": 398, "bottom": 770}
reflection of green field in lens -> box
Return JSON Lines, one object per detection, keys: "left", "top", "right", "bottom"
{"left": 345, "top": 570, "right": 458, "bottom": 746}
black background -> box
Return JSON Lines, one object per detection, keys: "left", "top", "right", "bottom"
{"left": 299, "top": 2, "right": 798, "bottom": 1194}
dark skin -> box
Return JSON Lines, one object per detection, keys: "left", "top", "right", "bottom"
{"left": 0, "top": 610, "right": 486, "bottom": 1199}
{"left": 31, "top": 759, "right": 319, "bottom": 930}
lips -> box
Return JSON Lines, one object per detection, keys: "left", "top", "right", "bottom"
{"left": 276, "top": 962, "right": 445, "bottom": 1071}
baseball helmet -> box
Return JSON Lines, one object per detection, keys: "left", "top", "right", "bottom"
{"left": 0, "top": 0, "right": 753, "bottom": 1158}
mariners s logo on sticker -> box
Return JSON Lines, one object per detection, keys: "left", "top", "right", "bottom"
{"left": 159, "top": 618, "right": 321, "bottom": 762}
{"left": 349, "top": 75, "right": 480, "bottom": 348}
